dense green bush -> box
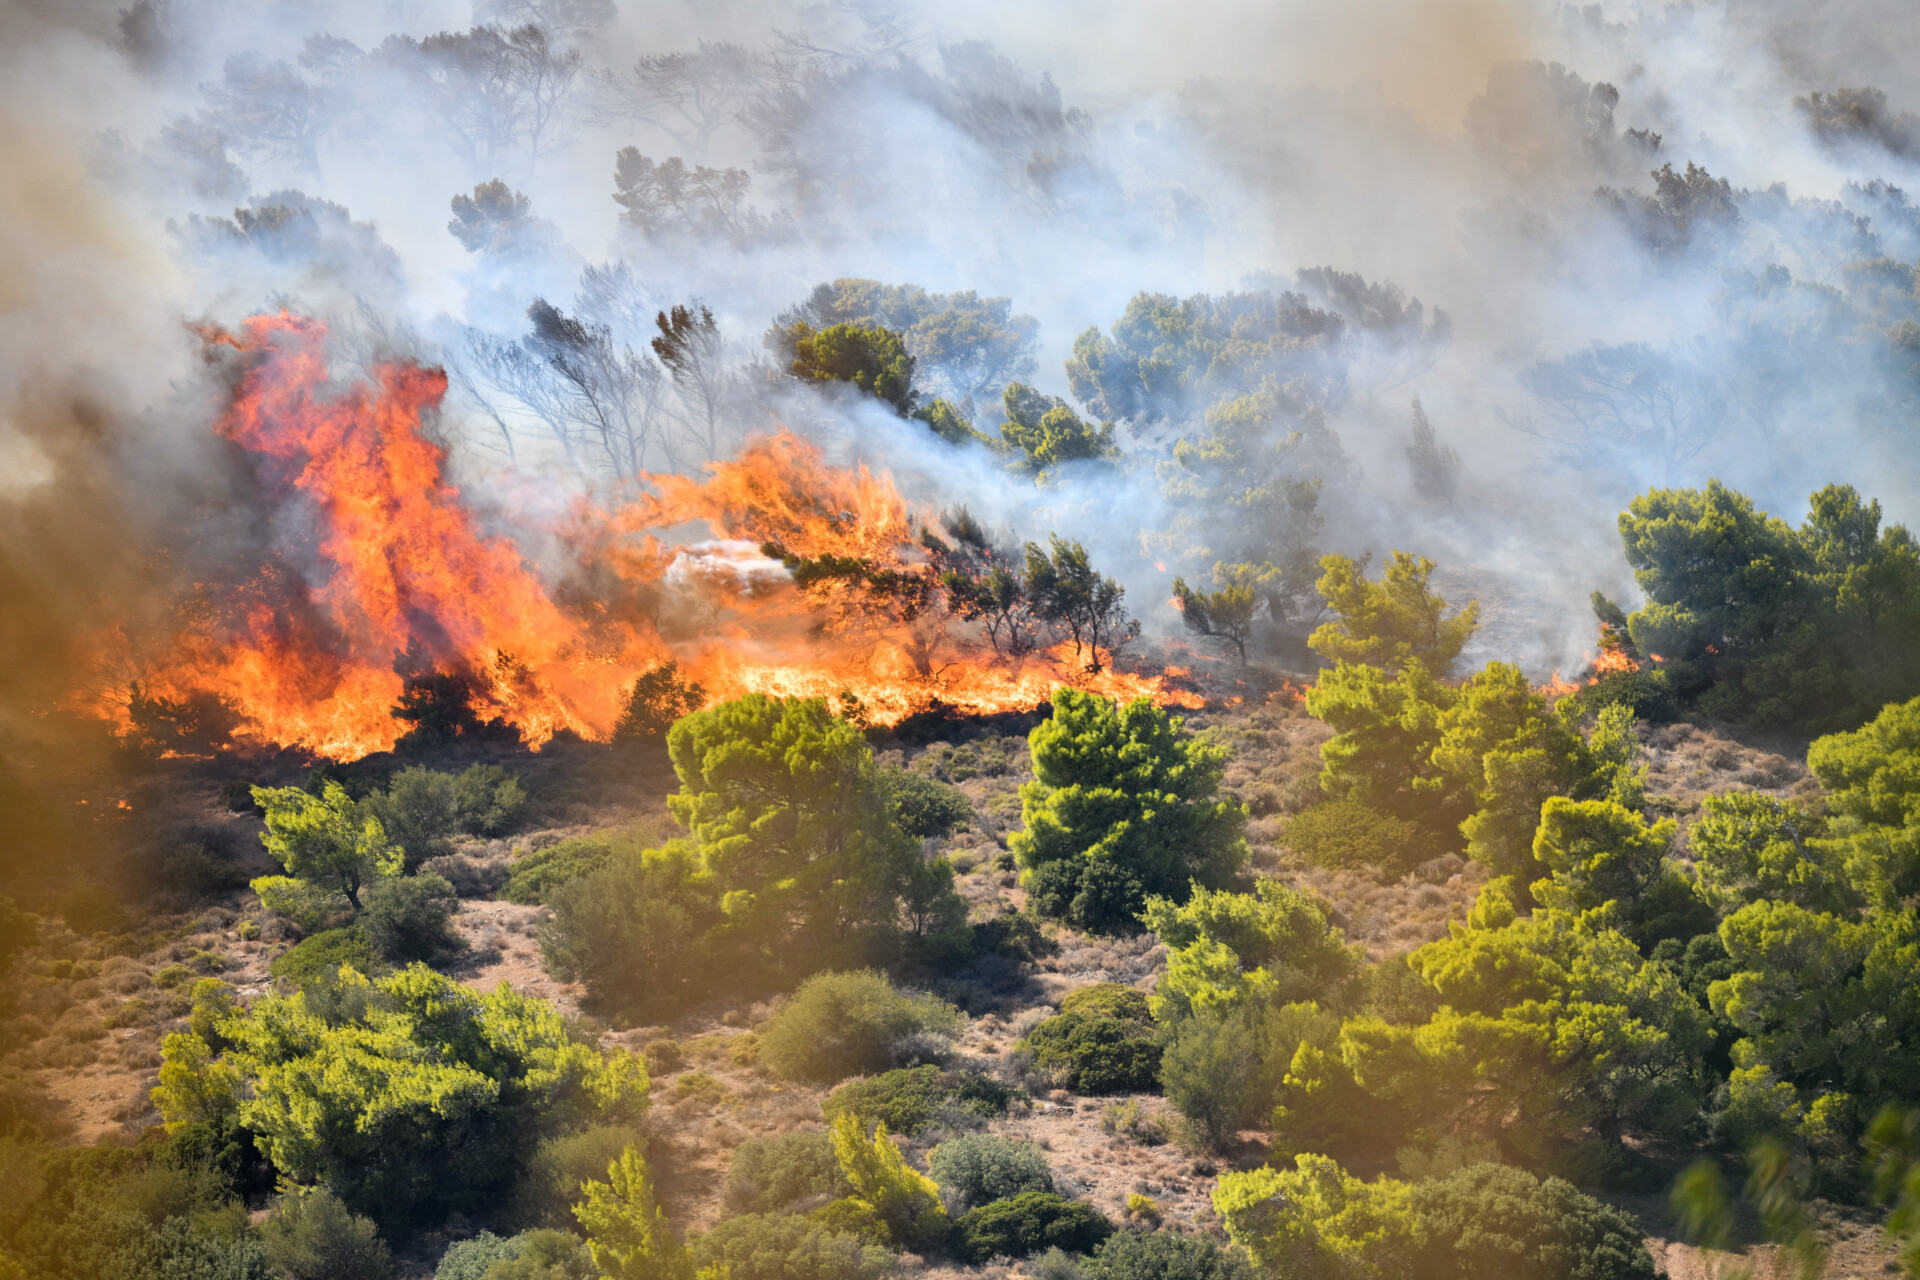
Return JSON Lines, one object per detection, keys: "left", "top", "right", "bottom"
{"left": 538, "top": 841, "right": 720, "bottom": 1021}
{"left": 359, "top": 873, "right": 462, "bottom": 963}
{"left": 259, "top": 1189, "right": 392, "bottom": 1280}
{"left": 512, "top": 1125, "right": 646, "bottom": 1228}
{"left": 1408, "top": 1163, "right": 1657, "bottom": 1279}
{"left": 759, "top": 971, "right": 965, "bottom": 1084}
{"left": 368, "top": 765, "right": 526, "bottom": 872}
{"left": 822, "top": 1066, "right": 1016, "bottom": 1136}
{"left": 690, "top": 1213, "right": 894, "bottom": 1280}
{"left": 928, "top": 1134, "right": 1054, "bottom": 1210}
{"left": 725, "top": 1130, "right": 851, "bottom": 1214}
{"left": 499, "top": 836, "right": 615, "bottom": 905}
{"left": 437, "top": 1231, "right": 518, "bottom": 1280}
{"left": 1280, "top": 800, "right": 1425, "bottom": 876}
{"left": 948, "top": 1192, "right": 1112, "bottom": 1262}
{"left": 1017, "top": 983, "right": 1161, "bottom": 1094}
{"left": 1015, "top": 688, "right": 1247, "bottom": 935}
{"left": 1084, "top": 1229, "right": 1254, "bottom": 1280}
{"left": 267, "top": 925, "right": 381, "bottom": 985}
{"left": 878, "top": 769, "right": 974, "bottom": 839}
{"left": 478, "top": 1230, "right": 594, "bottom": 1280}
{"left": 154, "top": 964, "right": 647, "bottom": 1232}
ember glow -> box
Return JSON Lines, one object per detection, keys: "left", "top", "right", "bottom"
{"left": 78, "top": 313, "right": 1199, "bottom": 758}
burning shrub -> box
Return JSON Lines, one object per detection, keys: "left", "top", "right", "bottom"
{"left": 759, "top": 971, "right": 964, "bottom": 1084}
{"left": 1015, "top": 689, "right": 1247, "bottom": 935}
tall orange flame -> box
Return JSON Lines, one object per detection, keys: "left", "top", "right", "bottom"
{"left": 78, "top": 313, "right": 1200, "bottom": 758}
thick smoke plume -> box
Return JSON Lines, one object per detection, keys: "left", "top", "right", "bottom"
{"left": 5, "top": 0, "right": 1920, "bottom": 799}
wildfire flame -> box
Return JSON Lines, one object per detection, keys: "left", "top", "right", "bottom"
{"left": 76, "top": 312, "right": 1201, "bottom": 759}
{"left": 1539, "top": 626, "right": 1643, "bottom": 699}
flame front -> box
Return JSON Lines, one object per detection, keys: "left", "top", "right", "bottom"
{"left": 79, "top": 313, "right": 1200, "bottom": 758}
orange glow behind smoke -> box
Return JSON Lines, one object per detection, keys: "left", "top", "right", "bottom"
{"left": 79, "top": 313, "right": 1199, "bottom": 758}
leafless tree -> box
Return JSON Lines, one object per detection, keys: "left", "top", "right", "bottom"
{"left": 201, "top": 36, "right": 361, "bottom": 179}
{"left": 596, "top": 41, "right": 764, "bottom": 159}
{"left": 379, "top": 24, "right": 582, "bottom": 180}
{"left": 462, "top": 298, "right": 675, "bottom": 483}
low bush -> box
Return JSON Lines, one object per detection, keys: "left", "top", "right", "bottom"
{"left": 512, "top": 1125, "right": 646, "bottom": 1229}
{"left": 949, "top": 1192, "right": 1112, "bottom": 1262}
{"left": 725, "top": 1130, "right": 851, "bottom": 1214}
{"left": 690, "top": 1213, "right": 894, "bottom": 1280}
{"left": 436, "top": 1229, "right": 593, "bottom": 1280}
{"left": 1280, "top": 800, "right": 1424, "bottom": 876}
{"left": 1017, "top": 984, "right": 1161, "bottom": 1094}
{"left": 268, "top": 926, "right": 382, "bottom": 986}
{"left": 437, "top": 1232, "right": 517, "bottom": 1280}
{"left": 823, "top": 1066, "right": 1016, "bottom": 1136}
{"left": 1408, "top": 1162, "right": 1657, "bottom": 1280}
{"left": 538, "top": 841, "right": 720, "bottom": 1020}
{"left": 878, "top": 769, "right": 974, "bottom": 839}
{"left": 759, "top": 971, "right": 965, "bottom": 1084}
{"left": 360, "top": 873, "right": 463, "bottom": 963}
{"left": 1084, "top": 1229, "right": 1253, "bottom": 1280}
{"left": 259, "top": 1188, "right": 392, "bottom": 1280}
{"left": 928, "top": 1134, "right": 1054, "bottom": 1211}
{"left": 499, "top": 837, "right": 616, "bottom": 906}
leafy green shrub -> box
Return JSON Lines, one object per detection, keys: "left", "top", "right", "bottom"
{"left": 156, "top": 964, "right": 647, "bottom": 1232}
{"left": 513, "top": 1125, "right": 647, "bottom": 1228}
{"left": 259, "top": 1188, "right": 393, "bottom": 1280}
{"left": 479, "top": 1230, "right": 594, "bottom": 1280}
{"left": 725, "top": 1130, "right": 851, "bottom": 1214}
{"left": 878, "top": 769, "right": 974, "bottom": 838}
{"left": 360, "top": 873, "right": 462, "bottom": 963}
{"left": 822, "top": 1066, "right": 1015, "bottom": 1136}
{"left": 500, "top": 837, "right": 615, "bottom": 905}
{"left": 927, "top": 1134, "right": 1053, "bottom": 1210}
{"left": 538, "top": 841, "right": 721, "bottom": 1021}
{"left": 268, "top": 926, "right": 382, "bottom": 985}
{"left": 366, "top": 766, "right": 527, "bottom": 872}
{"left": 1280, "top": 800, "right": 1424, "bottom": 875}
{"left": 1408, "top": 1162, "right": 1657, "bottom": 1279}
{"left": 690, "top": 1213, "right": 894, "bottom": 1280}
{"left": 759, "top": 971, "right": 965, "bottom": 1084}
{"left": 1018, "top": 983, "right": 1161, "bottom": 1094}
{"left": 1015, "top": 689, "right": 1246, "bottom": 935}
{"left": 437, "top": 1231, "right": 518, "bottom": 1280}
{"left": 949, "top": 1192, "right": 1112, "bottom": 1262}
{"left": 1084, "top": 1228, "right": 1253, "bottom": 1280}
